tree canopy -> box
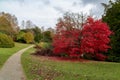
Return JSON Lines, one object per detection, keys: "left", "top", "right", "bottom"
{"left": 0, "top": 12, "right": 19, "bottom": 37}
{"left": 102, "top": 0, "right": 120, "bottom": 61}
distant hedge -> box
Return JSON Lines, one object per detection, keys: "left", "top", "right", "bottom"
{"left": 0, "top": 33, "right": 14, "bottom": 48}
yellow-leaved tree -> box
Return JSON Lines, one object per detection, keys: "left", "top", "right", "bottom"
{"left": 23, "top": 32, "right": 34, "bottom": 43}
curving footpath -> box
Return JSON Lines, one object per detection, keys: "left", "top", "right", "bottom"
{"left": 0, "top": 45, "right": 33, "bottom": 80}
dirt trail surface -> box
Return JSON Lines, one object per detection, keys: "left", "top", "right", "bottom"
{"left": 0, "top": 45, "right": 33, "bottom": 80}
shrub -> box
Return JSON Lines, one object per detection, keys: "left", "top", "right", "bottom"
{"left": 33, "top": 48, "right": 53, "bottom": 56}
{"left": 38, "top": 42, "right": 52, "bottom": 49}
{"left": 0, "top": 33, "right": 14, "bottom": 48}
{"left": 33, "top": 42, "right": 53, "bottom": 56}
{"left": 107, "top": 55, "right": 120, "bottom": 62}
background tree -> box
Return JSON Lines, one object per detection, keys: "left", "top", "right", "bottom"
{"left": 0, "top": 12, "right": 19, "bottom": 34}
{"left": 102, "top": 0, "right": 120, "bottom": 62}
{"left": 56, "top": 12, "right": 88, "bottom": 32}
{"left": 23, "top": 32, "right": 34, "bottom": 43}
{"left": 32, "top": 26, "right": 42, "bottom": 43}
{"left": 16, "top": 31, "right": 26, "bottom": 43}
{"left": 41, "top": 30, "right": 52, "bottom": 42}
{"left": 47, "top": 27, "right": 55, "bottom": 39}
{"left": 25, "top": 20, "right": 35, "bottom": 29}
{"left": 21, "top": 20, "right": 25, "bottom": 29}
{"left": 0, "top": 12, "right": 19, "bottom": 40}
{"left": 0, "top": 16, "right": 13, "bottom": 35}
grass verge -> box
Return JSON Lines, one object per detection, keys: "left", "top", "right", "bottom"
{"left": 22, "top": 47, "right": 120, "bottom": 80}
{"left": 0, "top": 42, "right": 31, "bottom": 68}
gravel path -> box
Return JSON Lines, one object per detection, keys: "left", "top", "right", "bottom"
{"left": 0, "top": 45, "right": 33, "bottom": 80}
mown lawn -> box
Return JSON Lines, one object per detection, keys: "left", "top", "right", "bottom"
{"left": 22, "top": 48, "right": 120, "bottom": 80}
{"left": 0, "top": 42, "right": 31, "bottom": 68}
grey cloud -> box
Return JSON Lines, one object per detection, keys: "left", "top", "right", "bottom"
{"left": 16, "top": 0, "right": 50, "bottom": 6}
{"left": 72, "top": 1, "right": 82, "bottom": 6}
{"left": 70, "top": 0, "right": 106, "bottom": 17}
{"left": 16, "top": 0, "right": 25, "bottom": 3}
{"left": 53, "top": 6, "right": 66, "bottom": 13}
{"left": 42, "top": 0, "right": 50, "bottom": 5}
{"left": 71, "top": 0, "right": 83, "bottom": 7}
{"left": 81, "top": 0, "right": 110, "bottom": 17}
{"left": 81, "top": 0, "right": 108, "bottom": 5}
{"left": 0, "top": 0, "right": 114, "bottom": 28}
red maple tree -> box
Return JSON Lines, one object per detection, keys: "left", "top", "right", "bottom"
{"left": 53, "top": 17, "right": 112, "bottom": 60}
{"left": 81, "top": 17, "right": 112, "bottom": 60}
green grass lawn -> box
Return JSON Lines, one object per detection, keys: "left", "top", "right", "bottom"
{"left": 0, "top": 42, "right": 31, "bottom": 68}
{"left": 22, "top": 48, "right": 120, "bottom": 80}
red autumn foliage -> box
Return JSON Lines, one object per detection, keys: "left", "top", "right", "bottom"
{"left": 53, "top": 17, "right": 112, "bottom": 60}
{"left": 81, "top": 17, "right": 112, "bottom": 60}
{"left": 53, "top": 29, "right": 82, "bottom": 57}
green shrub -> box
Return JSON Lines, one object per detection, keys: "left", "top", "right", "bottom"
{"left": 107, "top": 55, "right": 120, "bottom": 62}
{"left": 0, "top": 33, "right": 14, "bottom": 48}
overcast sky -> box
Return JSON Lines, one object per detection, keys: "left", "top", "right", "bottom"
{"left": 0, "top": 0, "right": 112, "bottom": 29}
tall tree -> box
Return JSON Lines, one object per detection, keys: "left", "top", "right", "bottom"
{"left": 25, "top": 20, "right": 35, "bottom": 33}
{"left": 42, "top": 30, "right": 52, "bottom": 42}
{"left": 56, "top": 12, "right": 88, "bottom": 32}
{"left": 32, "top": 26, "right": 42, "bottom": 43}
{"left": 0, "top": 16, "right": 13, "bottom": 35}
{"left": 26, "top": 20, "right": 33, "bottom": 29}
{"left": 102, "top": 0, "right": 120, "bottom": 61}
{"left": 0, "top": 12, "right": 19, "bottom": 33}
{"left": 21, "top": 20, "right": 25, "bottom": 29}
